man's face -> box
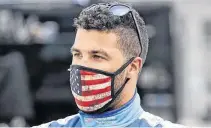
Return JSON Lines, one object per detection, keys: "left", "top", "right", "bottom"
{"left": 71, "top": 28, "right": 128, "bottom": 104}
{"left": 71, "top": 28, "right": 126, "bottom": 74}
{"left": 71, "top": 28, "right": 142, "bottom": 111}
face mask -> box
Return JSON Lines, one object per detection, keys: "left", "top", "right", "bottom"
{"left": 68, "top": 57, "right": 135, "bottom": 113}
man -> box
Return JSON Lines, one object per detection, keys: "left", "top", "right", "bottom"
{"left": 33, "top": 2, "right": 185, "bottom": 127}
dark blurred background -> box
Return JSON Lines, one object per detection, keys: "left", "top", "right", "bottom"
{"left": 0, "top": 0, "right": 211, "bottom": 127}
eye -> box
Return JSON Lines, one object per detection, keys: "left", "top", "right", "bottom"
{"left": 93, "top": 55, "right": 104, "bottom": 60}
{"left": 72, "top": 52, "right": 82, "bottom": 58}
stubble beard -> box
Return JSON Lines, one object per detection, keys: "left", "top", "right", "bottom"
{"left": 106, "top": 70, "right": 127, "bottom": 111}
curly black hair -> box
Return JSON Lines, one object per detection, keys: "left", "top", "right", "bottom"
{"left": 73, "top": 2, "right": 149, "bottom": 64}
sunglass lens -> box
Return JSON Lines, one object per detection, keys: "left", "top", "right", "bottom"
{"left": 109, "top": 5, "right": 130, "bottom": 16}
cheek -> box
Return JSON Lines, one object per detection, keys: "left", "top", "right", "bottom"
{"left": 86, "top": 59, "right": 116, "bottom": 72}
{"left": 104, "top": 60, "right": 124, "bottom": 73}
{"left": 113, "top": 70, "right": 127, "bottom": 91}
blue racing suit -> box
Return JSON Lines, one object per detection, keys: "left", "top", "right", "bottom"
{"left": 32, "top": 93, "right": 185, "bottom": 127}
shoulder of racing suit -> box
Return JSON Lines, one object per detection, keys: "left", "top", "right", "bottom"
{"left": 31, "top": 114, "right": 81, "bottom": 127}
{"left": 31, "top": 112, "right": 187, "bottom": 127}
{"left": 129, "top": 111, "right": 186, "bottom": 127}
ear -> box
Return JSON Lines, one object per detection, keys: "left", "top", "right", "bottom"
{"left": 127, "top": 57, "right": 142, "bottom": 78}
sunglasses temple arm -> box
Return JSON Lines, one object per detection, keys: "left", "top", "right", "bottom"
{"left": 131, "top": 11, "right": 142, "bottom": 57}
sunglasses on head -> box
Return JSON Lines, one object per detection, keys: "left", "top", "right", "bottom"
{"left": 86, "top": 3, "right": 143, "bottom": 57}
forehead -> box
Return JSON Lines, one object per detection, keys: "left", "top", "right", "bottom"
{"left": 73, "top": 28, "right": 119, "bottom": 52}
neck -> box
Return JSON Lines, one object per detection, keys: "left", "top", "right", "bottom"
{"left": 79, "top": 91, "right": 143, "bottom": 127}
{"left": 109, "top": 82, "right": 136, "bottom": 111}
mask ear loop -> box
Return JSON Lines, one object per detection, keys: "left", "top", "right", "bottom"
{"left": 99, "top": 57, "right": 134, "bottom": 113}
{"left": 111, "top": 57, "right": 135, "bottom": 108}
{"left": 113, "top": 77, "right": 130, "bottom": 99}
{"left": 113, "top": 57, "right": 135, "bottom": 75}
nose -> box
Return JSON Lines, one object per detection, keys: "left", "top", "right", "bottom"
{"left": 72, "top": 55, "right": 92, "bottom": 68}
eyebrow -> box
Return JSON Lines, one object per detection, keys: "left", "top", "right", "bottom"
{"left": 70, "top": 47, "right": 80, "bottom": 53}
{"left": 70, "top": 47, "right": 110, "bottom": 59}
{"left": 90, "top": 49, "right": 110, "bottom": 59}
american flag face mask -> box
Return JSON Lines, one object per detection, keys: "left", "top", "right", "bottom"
{"left": 68, "top": 57, "right": 134, "bottom": 113}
